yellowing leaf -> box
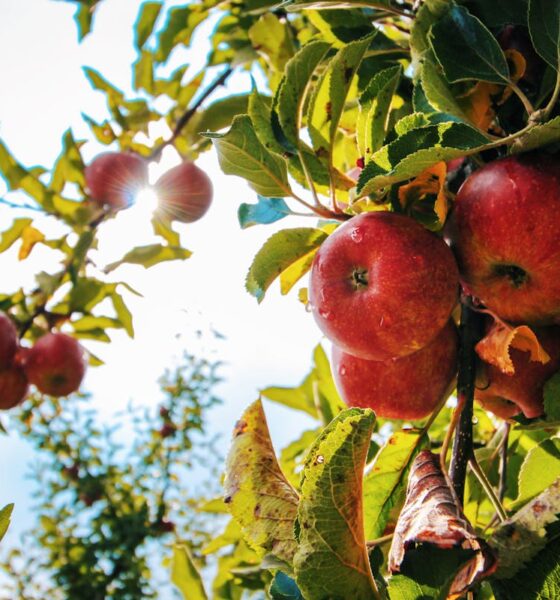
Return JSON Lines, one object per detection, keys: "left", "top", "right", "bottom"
{"left": 224, "top": 399, "right": 299, "bottom": 564}
{"left": 18, "top": 225, "right": 45, "bottom": 260}
{"left": 398, "top": 161, "right": 449, "bottom": 225}
{"left": 476, "top": 321, "right": 550, "bottom": 375}
{"left": 279, "top": 248, "right": 318, "bottom": 295}
{"left": 170, "top": 544, "right": 208, "bottom": 600}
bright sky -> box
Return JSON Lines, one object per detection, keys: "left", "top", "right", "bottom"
{"left": 0, "top": 0, "right": 320, "bottom": 560}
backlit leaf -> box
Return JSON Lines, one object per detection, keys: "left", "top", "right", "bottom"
{"left": 170, "top": 544, "right": 208, "bottom": 600}
{"left": 514, "top": 438, "right": 560, "bottom": 509}
{"left": 0, "top": 219, "right": 33, "bottom": 253}
{"left": 245, "top": 227, "right": 327, "bottom": 302}
{"left": 294, "top": 408, "right": 379, "bottom": 600}
{"left": 224, "top": 399, "right": 299, "bottom": 563}
{"left": 135, "top": 2, "right": 163, "bottom": 50}
{"left": 363, "top": 430, "right": 429, "bottom": 540}
{"left": 205, "top": 115, "right": 292, "bottom": 198}
{"left": 0, "top": 504, "right": 13, "bottom": 543}
{"left": 238, "top": 196, "right": 291, "bottom": 229}
{"left": 104, "top": 244, "right": 192, "bottom": 273}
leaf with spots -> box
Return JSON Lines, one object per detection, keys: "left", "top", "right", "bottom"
{"left": 224, "top": 399, "right": 299, "bottom": 564}
{"left": 490, "top": 478, "right": 560, "bottom": 579}
{"left": 475, "top": 320, "right": 550, "bottom": 375}
{"left": 294, "top": 408, "right": 382, "bottom": 600}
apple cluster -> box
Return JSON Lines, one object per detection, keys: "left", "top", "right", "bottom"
{"left": 310, "top": 153, "right": 560, "bottom": 422}
{"left": 0, "top": 312, "right": 86, "bottom": 410}
{"left": 85, "top": 152, "right": 213, "bottom": 223}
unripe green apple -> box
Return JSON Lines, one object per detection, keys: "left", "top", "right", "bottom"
{"left": 0, "top": 312, "right": 18, "bottom": 371}
{"left": 24, "top": 333, "right": 86, "bottom": 396}
{"left": 154, "top": 162, "right": 213, "bottom": 223}
{"left": 309, "top": 212, "right": 459, "bottom": 360}
{"left": 448, "top": 153, "right": 560, "bottom": 324}
{"left": 475, "top": 326, "right": 560, "bottom": 419}
{"left": 332, "top": 321, "right": 458, "bottom": 420}
{"left": 0, "top": 366, "right": 28, "bottom": 410}
{"left": 85, "top": 152, "right": 148, "bottom": 210}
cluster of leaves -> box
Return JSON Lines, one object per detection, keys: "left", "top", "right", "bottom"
{"left": 0, "top": 350, "right": 223, "bottom": 599}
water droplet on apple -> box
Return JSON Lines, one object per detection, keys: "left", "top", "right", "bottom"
{"left": 350, "top": 227, "right": 363, "bottom": 243}
{"left": 315, "top": 454, "right": 324, "bottom": 464}
{"left": 318, "top": 308, "right": 332, "bottom": 320}
{"left": 339, "top": 366, "right": 347, "bottom": 376}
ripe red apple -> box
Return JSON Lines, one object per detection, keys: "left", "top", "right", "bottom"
{"left": 332, "top": 320, "right": 458, "bottom": 420}
{"left": 0, "top": 366, "right": 28, "bottom": 410}
{"left": 309, "top": 212, "right": 459, "bottom": 360}
{"left": 24, "top": 333, "right": 86, "bottom": 396}
{"left": 475, "top": 325, "right": 560, "bottom": 419}
{"left": 0, "top": 312, "right": 18, "bottom": 371}
{"left": 154, "top": 162, "right": 213, "bottom": 223}
{"left": 85, "top": 152, "right": 148, "bottom": 210}
{"left": 448, "top": 153, "right": 560, "bottom": 324}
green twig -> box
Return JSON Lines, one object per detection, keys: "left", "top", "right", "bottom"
{"left": 469, "top": 455, "right": 508, "bottom": 523}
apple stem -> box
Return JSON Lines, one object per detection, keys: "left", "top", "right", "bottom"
{"left": 449, "top": 299, "right": 485, "bottom": 503}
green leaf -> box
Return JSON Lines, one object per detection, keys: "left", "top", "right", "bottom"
{"left": 514, "top": 438, "right": 560, "bottom": 509}
{"left": 104, "top": 244, "right": 192, "bottom": 273}
{"left": 0, "top": 503, "right": 14, "bottom": 543}
{"left": 459, "top": 0, "right": 529, "bottom": 27}
{"left": 270, "top": 572, "right": 304, "bottom": 600}
{"left": 387, "top": 546, "right": 475, "bottom": 600}
{"left": 248, "top": 13, "right": 294, "bottom": 72}
{"left": 248, "top": 89, "right": 286, "bottom": 156}
{"left": 170, "top": 544, "right": 208, "bottom": 600}
{"left": 224, "top": 399, "right": 299, "bottom": 563}
{"left": 71, "top": 316, "right": 123, "bottom": 332}
{"left": 83, "top": 67, "right": 124, "bottom": 102}
{"left": 528, "top": 0, "right": 560, "bottom": 70}
{"left": 285, "top": 0, "right": 392, "bottom": 10}
{"left": 492, "top": 537, "right": 560, "bottom": 600}
{"left": 151, "top": 217, "right": 181, "bottom": 246}
{"left": 491, "top": 479, "right": 560, "bottom": 579}
{"left": 357, "top": 65, "right": 402, "bottom": 160}
{"left": 238, "top": 196, "right": 291, "bottom": 229}
{"left": 358, "top": 122, "right": 488, "bottom": 195}
{"left": 205, "top": 115, "right": 292, "bottom": 198}
{"left": 307, "top": 34, "right": 374, "bottom": 159}
{"left": 135, "top": 2, "right": 163, "bottom": 50}
{"left": 363, "top": 430, "right": 429, "bottom": 540}
{"left": 410, "top": 0, "right": 450, "bottom": 63}
{"left": 82, "top": 114, "right": 116, "bottom": 145}
{"left": 155, "top": 5, "right": 207, "bottom": 63}
{"left": 429, "top": 5, "right": 510, "bottom": 84}
{"left": 511, "top": 116, "right": 560, "bottom": 154}
{"left": 280, "top": 429, "right": 322, "bottom": 489}
{"left": 133, "top": 50, "right": 155, "bottom": 93}
{"left": 0, "top": 219, "right": 32, "bottom": 253}
{"left": 74, "top": 4, "right": 95, "bottom": 41}
{"left": 294, "top": 408, "right": 378, "bottom": 600}
{"left": 245, "top": 227, "right": 327, "bottom": 302}
{"left": 545, "top": 371, "right": 560, "bottom": 421}
{"left": 276, "top": 40, "right": 332, "bottom": 148}
{"left": 50, "top": 130, "right": 87, "bottom": 194}
{"left": 112, "top": 291, "right": 134, "bottom": 338}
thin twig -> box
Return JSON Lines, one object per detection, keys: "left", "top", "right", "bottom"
{"left": 498, "top": 422, "right": 510, "bottom": 503}
{"left": 542, "top": 68, "right": 560, "bottom": 121}
{"left": 469, "top": 455, "right": 508, "bottom": 523}
{"left": 510, "top": 82, "right": 535, "bottom": 117}
{"left": 149, "top": 66, "right": 234, "bottom": 161}
{"left": 366, "top": 533, "right": 394, "bottom": 548}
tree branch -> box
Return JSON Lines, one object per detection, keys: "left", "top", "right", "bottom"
{"left": 449, "top": 298, "right": 485, "bottom": 503}
{"left": 149, "top": 66, "right": 234, "bottom": 161}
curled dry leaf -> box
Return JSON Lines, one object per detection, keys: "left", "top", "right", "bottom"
{"left": 475, "top": 319, "right": 550, "bottom": 375}
{"left": 223, "top": 399, "right": 299, "bottom": 564}
{"left": 388, "top": 450, "right": 497, "bottom": 598}
{"left": 397, "top": 161, "right": 449, "bottom": 225}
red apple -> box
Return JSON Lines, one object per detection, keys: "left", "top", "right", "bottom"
{"left": 0, "top": 366, "right": 28, "bottom": 410}
{"left": 85, "top": 152, "right": 148, "bottom": 210}
{"left": 309, "top": 212, "right": 459, "bottom": 360}
{"left": 475, "top": 325, "right": 560, "bottom": 419}
{"left": 155, "top": 162, "right": 213, "bottom": 223}
{"left": 24, "top": 333, "right": 86, "bottom": 396}
{"left": 332, "top": 320, "right": 458, "bottom": 420}
{"left": 448, "top": 153, "right": 560, "bottom": 324}
{"left": 0, "top": 312, "right": 18, "bottom": 371}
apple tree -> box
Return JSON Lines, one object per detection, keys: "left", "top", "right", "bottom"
{"left": 1, "top": 0, "right": 560, "bottom": 598}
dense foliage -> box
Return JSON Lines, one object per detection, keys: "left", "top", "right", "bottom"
{"left": 1, "top": 0, "right": 560, "bottom": 598}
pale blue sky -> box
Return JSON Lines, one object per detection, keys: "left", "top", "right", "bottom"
{"left": 0, "top": 0, "right": 320, "bottom": 577}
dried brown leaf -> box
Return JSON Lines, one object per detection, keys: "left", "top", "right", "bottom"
{"left": 388, "top": 451, "right": 496, "bottom": 598}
